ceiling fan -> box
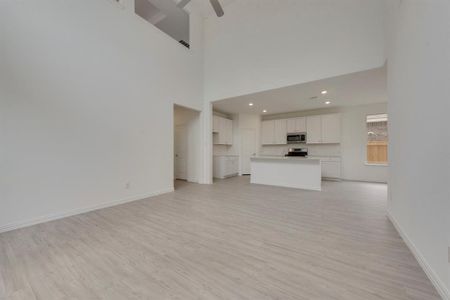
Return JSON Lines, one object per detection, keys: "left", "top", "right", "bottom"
{"left": 177, "top": 0, "right": 224, "bottom": 17}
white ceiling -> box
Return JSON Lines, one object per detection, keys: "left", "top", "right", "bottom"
{"left": 212, "top": 66, "right": 387, "bottom": 115}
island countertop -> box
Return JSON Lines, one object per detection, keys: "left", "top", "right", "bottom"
{"left": 250, "top": 156, "right": 321, "bottom": 162}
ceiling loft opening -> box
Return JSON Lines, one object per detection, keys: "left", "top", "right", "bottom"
{"left": 135, "top": 0, "right": 190, "bottom": 48}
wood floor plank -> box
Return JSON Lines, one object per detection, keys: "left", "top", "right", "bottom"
{"left": 0, "top": 177, "right": 441, "bottom": 299}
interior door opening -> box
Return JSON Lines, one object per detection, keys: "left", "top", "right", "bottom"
{"left": 173, "top": 104, "right": 201, "bottom": 187}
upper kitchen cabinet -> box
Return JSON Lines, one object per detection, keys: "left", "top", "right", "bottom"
{"left": 306, "top": 114, "right": 341, "bottom": 144}
{"left": 274, "top": 119, "right": 287, "bottom": 144}
{"left": 286, "top": 117, "right": 306, "bottom": 133}
{"left": 213, "top": 115, "right": 220, "bottom": 133}
{"left": 261, "top": 114, "right": 340, "bottom": 145}
{"left": 213, "top": 115, "right": 233, "bottom": 145}
{"left": 261, "top": 119, "right": 287, "bottom": 145}
{"left": 224, "top": 118, "right": 233, "bottom": 144}
{"left": 261, "top": 120, "right": 275, "bottom": 145}
{"left": 306, "top": 115, "right": 322, "bottom": 143}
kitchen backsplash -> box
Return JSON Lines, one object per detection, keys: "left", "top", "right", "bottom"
{"left": 215, "top": 143, "right": 341, "bottom": 157}
{"left": 260, "top": 144, "right": 341, "bottom": 157}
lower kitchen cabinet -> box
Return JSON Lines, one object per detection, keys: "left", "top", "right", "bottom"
{"left": 213, "top": 155, "right": 239, "bottom": 179}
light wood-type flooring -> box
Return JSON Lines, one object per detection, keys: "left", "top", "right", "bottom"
{"left": 0, "top": 177, "right": 441, "bottom": 299}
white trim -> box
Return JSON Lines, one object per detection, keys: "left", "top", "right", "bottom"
{"left": 340, "top": 178, "right": 387, "bottom": 184}
{"left": 0, "top": 188, "right": 174, "bottom": 234}
{"left": 388, "top": 211, "right": 450, "bottom": 300}
{"left": 365, "top": 162, "right": 388, "bottom": 167}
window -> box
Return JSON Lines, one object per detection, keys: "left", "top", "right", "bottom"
{"left": 366, "top": 114, "right": 388, "bottom": 164}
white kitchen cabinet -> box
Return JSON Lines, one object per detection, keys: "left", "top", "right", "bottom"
{"left": 222, "top": 118, "right": 233, "bottom": 145}
{"left": 287, "top": 117, "right": 306, "bottom": 133}
{"left": 261, "top": 120, "right": 275, "bottom": 145}
{"left": 262, "top": 114, "right": 340, "bottom": 146}
{"left": 213, "top": 116, "right": 233, "bottom": 145}
{"left": 306, "top": 115, "right": 322, "bottom": 144}
{"left": 286, "top": 118, "right": 296, "bottom": 133}
{"left": 296, "top": 117, "right": 307, "bottom": 133}
{"left": 213, "top": 115, "right": 220, "bottom": 133}
{"left": 261, "top": 119, "right": 287, "bottom": 145}
{"left": 213, "top": 156, "right": 239, "bottom": 179}
{"left": 274, "top": 119, "right": 287, "bottom": 144}
{"left": 321, "top": 114, "right": 341, "bottom": 143}
{"left": 306, "top": 114, "right": 341, "bottom": 144}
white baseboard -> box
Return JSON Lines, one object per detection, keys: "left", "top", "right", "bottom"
{"left": 341, "top": 178, "right": 387, "bottom": 184}
{"left": 388, "top": 211, "right": 449, "bottom": 300}
{"left": 0, "top": 187, "right": 174, "bottom": 234}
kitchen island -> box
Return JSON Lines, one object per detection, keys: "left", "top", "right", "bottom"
{"left": 250, "top": 156, "right": 321, "bottom": 191}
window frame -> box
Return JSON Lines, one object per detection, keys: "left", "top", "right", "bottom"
{"left": 365, "top": 113, "right": 389, "bottom": 166}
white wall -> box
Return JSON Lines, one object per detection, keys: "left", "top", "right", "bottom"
{"left": 261, "top": 103, "right": 388, "bottom": 183}
{"left": 340, "top": 103, "right": 388, "bottom": 183}
{"left": 386, "top": 0, "right": 450, "bottom": 298}
{"left": 203, "top": 0, "right": 386, "bottom": 102}
{"left": 0, "top": 0, "right": 204, "bottom": 231}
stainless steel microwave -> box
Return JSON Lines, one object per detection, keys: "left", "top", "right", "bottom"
{"left": 287, "top": 133, "right": 306, "bottom": 144}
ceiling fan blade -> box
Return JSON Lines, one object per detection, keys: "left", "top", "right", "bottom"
{"left": 177, "top": 0, "right": 192, "bottom": 8}
{"left": 209, "top": 0, "right": 224, "bottom": 17}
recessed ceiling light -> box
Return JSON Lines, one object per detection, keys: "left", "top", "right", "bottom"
{"left": 249, "top": 103, "right": 254, "bottom": 106}
{"left": 321, "top": 90, "right": 328, "bottom": 95}
{"left": 325, "top": 101, "right": 331, "bottom": 105}
{"left": 262, "top": 109, "right": 267, "bottom": 113}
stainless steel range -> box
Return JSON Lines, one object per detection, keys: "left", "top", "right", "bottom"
{"left": 285, "top": 148, "right": 308, "bottom": 157}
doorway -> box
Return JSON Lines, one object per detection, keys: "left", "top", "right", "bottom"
{"left": 240, "top": 128, "right": 257, "bottom": 175}
{"left": 173, "top": 105, "right": 201, "bottom": 185}
{"left": 174, "top": 125, "right": 188, "bottom": 180}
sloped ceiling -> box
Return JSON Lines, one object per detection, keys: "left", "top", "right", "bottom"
{"left": 213, "top": 66, "right": 387, "bottom": 115}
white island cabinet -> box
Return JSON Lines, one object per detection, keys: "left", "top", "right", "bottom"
{"left": 250, "top": 156, "right": 321, "bottom": 191}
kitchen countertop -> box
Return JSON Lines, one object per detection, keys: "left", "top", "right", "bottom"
{"left": 251, "top": 156, "right": 320, "bottom": 162}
